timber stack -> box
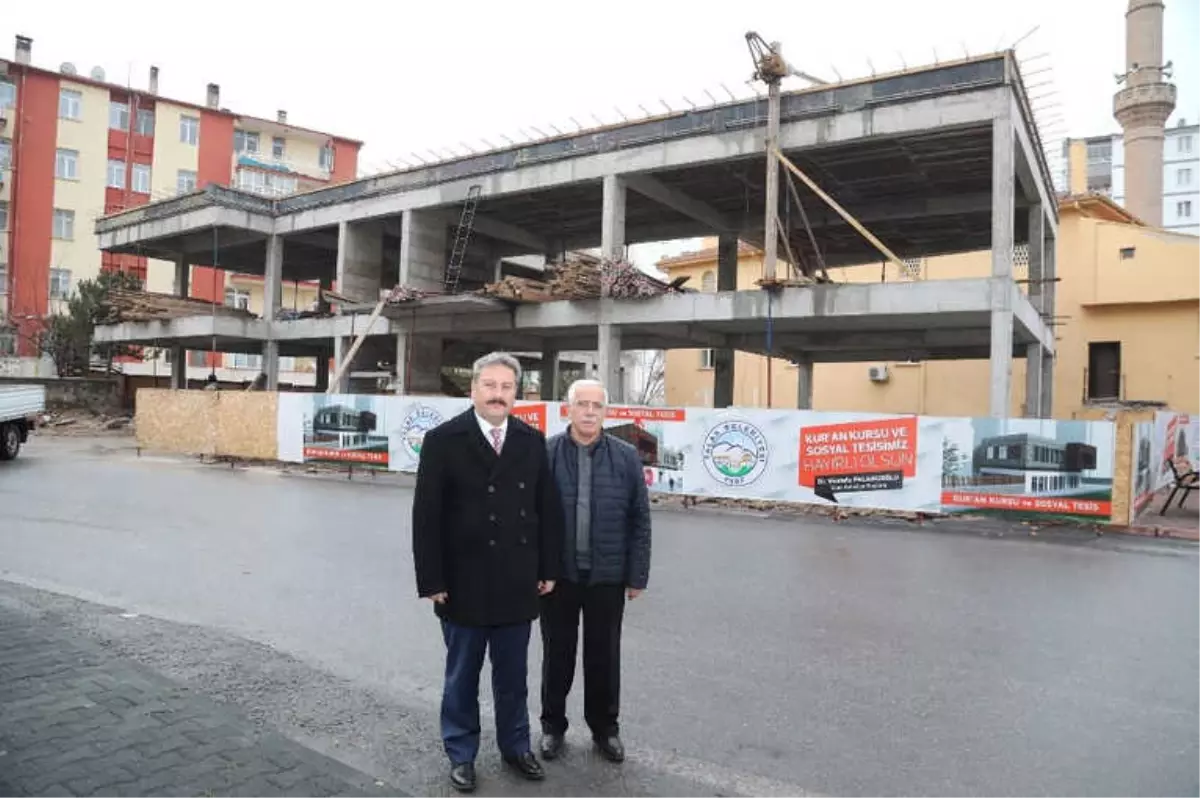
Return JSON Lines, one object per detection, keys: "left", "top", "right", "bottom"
{"left": 479, "top": 252, "right": 687, "bottom": 303}
{"left": 98, "top": 289, "right": 257, "bottom": 324}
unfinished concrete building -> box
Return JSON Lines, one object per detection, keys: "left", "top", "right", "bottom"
{"left": 93, "top": 51, "right": 1058, "bottom": 418}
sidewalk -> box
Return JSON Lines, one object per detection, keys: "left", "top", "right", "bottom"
{"left": 0, "top": 604, "right": 394, "bottom": 797}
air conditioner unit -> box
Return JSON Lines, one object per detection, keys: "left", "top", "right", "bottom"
{"left": 868, "top": 364, "right": 890, "bottom": 383}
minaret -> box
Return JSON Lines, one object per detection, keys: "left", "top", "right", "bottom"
{"left": 1113, "top": 0, "right": 1176, "bottom": 226}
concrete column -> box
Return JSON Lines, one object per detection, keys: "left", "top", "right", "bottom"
{"left": 170, "top": 346, "right": 186, "bottom": 389}
{"left": 1041, "top": 222, "right": 1057, "bottom": 418}
{"left": 597, "top": 324, "right": 621, "bottom": 397}
{"left": 1026, "top": 206, "right": 1044, "bottom": 314}
{"left": 315, "top": 351, "right": 330, "bottom": 393}
{"left": 601, "top": 175, "right": 626, "bottom": 265}
{"left": 711, "top": 234, "right": 738, "bottom": 408}
{"left": 796, "top": 356, "right": 813, "bottom": 410}
{"left": 332, "top": 337, "right": 351, "bottom": 394}
{"left": 989, "top": 111, "right": 1015, "bottom": 418}
{"left": 336, "top": 220, "right": 383, "bottom": 302}
{"left": 1024, "top": 343, "right": 1043, "bottom": 418}
{"left": 263, "top": 234, "right": 283, "bottom": 321}
{"left": 1040, "top": 351, "right": 1054, "bottom": 418}
{"left": 173, "top": 257, "right": 189, "bottom": 297}
{"left": 399, "top": 209, "right": 449, "bottom": 290}
{"left": 541, "top": 349, "right": 560, "bottom": 400}
{"left": 261, "top": 341, "right": 280, "bottom": 391}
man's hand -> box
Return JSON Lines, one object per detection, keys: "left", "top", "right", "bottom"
{"left": 426, "top": 592, "right": 448, "bottom": 604}
{"left": 626, "top": 588, "right": 643, "bottom": 600}
{"left": 538, "top": 580, "right": 556, "bottom": 596}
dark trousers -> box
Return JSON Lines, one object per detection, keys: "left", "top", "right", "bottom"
{"left": 440, "top": 619, "right": 532, "bottom": 764}
{"left": 539, "top": 576, "right": 626, "bottom": 739}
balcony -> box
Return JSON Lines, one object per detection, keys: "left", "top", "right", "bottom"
{"left": 1113, "top": 83, "right": 1177, "bottom": 126}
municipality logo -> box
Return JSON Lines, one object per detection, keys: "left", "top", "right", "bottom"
{"left": 400, "top": 405, "right": 444, "bottom": 458}
{"left": 701, "top": 419, "right": 769, "bottom": 486}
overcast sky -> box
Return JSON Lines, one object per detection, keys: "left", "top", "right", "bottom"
{"left": 5, "top": 0, "right": 1198, "bottom": 267}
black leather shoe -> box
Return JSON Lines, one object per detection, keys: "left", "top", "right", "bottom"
{"left": 449, "top": 762, "right": 476, "bottom": 792}
{"left": 595, "top": 735, "right": 625, "bottom": 763}
{"left": 503, "top": 751, "right": 545, "bottom": 780}
{"left": 539, "top": 733, "right": 565, "bottom": 760}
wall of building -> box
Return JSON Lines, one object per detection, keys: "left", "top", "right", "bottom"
{"left": 145, "top": 101, "right": 201, "bottom": 294}
{"left": 9, "top": 69, "right": 58, "bottom": 356}
{"left": 50, "top": 79, "right": 109, "bottom": 300}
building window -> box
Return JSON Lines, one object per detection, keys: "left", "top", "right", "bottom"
{"left": 135, "top": 108, "right": 155, "bottom": 136}
{"left": 233, "top": 129, "right": 260, "bottom": 154}
{"left": 0, "top": 262, "right": 7, "bottom": 294}
{"left": 700, "top": 349, "right": 715, "bottom": 369}
{"left": 1119, "top": 246, "right": 1136, "bottom": 260}
{"left": 0, "top": 201, "right": 7, "bottom": 232}
{"left": 179, "top": 115, "right": 199, "bottom": 145}
{"left": 107, "top": 159, "right": 126, "bottom": 189}
{"left": 0, "top": 80, "right": 14, "bottom": 108}
{"left": 55, "top": 149, "right": 79, "bottom": 180}
{"left": 1179, "top": 135, "right": 1195, "bottom": 155}
{"left": 319, "top": 144, "right": 335, "bottom": 171}
{"left": 58, "top": 89, "right": 82, "bottom": 120}
{"left": 49, "top": 268, "right": 71, "bottom": 300}
{"left": 109, "top": 101, "right": 130, "bottom": 131}
{"left": 700, "top": 270, "right": 715, "bottom": 292}
{"left": 1179, "top": 168, "right": 1194, "bottom": 187}
{"left": 1086, "top": 139, "right": 1112, "bottom": 162}
{"left": 0, "top": 138, "right": 9, "bottom": 170}
{"left": 52, "top": 209, "right": 75, "bottom": 240}
{"left": 0, "top": 327, "right": 13, "bottom": 357}
{"left": 132, "top": 164, "right": 151, "bottom": 194}
{"left": 1178, "top": 200, "right": 1193, "bottom": 219}
{"left": 224, "top": 287, "right": 250, "bottom": 310}
{"left": 177, "top": 169, "right": 197, "bottom": 195}
{"left": 1087, "top": 341, "right": 1121, "bottom": 401}
{"left": 235, "top": 168, "right": 297, "bottom": 197}
{"left": 272, "top": 136, "right": 285, "bottom": 159}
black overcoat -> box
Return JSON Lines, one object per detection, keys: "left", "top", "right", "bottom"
{"left": 412, "top": 409, "right": 563, "bottom": 627}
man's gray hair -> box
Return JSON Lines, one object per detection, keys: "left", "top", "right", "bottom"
{"left": 472, "top": 351, "right": 523, "bottom": 384}
{"left": 566, "top": 378, "right": 608, "bottom": 405}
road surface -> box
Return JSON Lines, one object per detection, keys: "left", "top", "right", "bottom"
{"left": 2, "top": 436, "right": 1197, "bottom": 796}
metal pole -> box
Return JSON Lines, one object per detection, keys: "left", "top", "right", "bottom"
{"left": 763, "top": 75, "right": 781, "bottom": 282}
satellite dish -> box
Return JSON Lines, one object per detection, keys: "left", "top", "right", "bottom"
{"left": 60, "top": 62, "right": 77, "bottom": 75}
{"left": 90, "top": 66, "right": 106, "bottom": 81}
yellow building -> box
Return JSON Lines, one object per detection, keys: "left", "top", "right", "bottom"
{"left": 661, "top": 194, "right": 1199, "bottom": 418}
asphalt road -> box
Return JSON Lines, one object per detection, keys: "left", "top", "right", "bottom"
{"left": 2, "top": 436, "right": 1197, "bottom": 796}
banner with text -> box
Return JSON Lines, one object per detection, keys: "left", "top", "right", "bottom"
{"left": 274, "top": 394, "right": 1121, "bottom": 521}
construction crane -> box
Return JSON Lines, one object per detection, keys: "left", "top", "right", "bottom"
{"left": 745, "top": 32, "right": 832, "bottom": 285}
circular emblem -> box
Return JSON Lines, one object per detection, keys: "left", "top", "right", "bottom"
{"left": 400, "top": 405, "right": 444, "bottom": 459}
{"left": 701, "top": 419, "right": 769, "bottom": 486}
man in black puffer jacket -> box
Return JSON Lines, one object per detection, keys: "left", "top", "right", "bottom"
{"left": 539, "top": 378, "right": 651, "bottom": 764}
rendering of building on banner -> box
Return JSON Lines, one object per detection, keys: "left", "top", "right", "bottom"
{"left": 302, "top": 395, "right": 390, "bottom": 467}
{"left": 940, "top": 418, "right": 1114, "bottom": 521}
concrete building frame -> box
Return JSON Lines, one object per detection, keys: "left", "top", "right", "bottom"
{"left": 93, "top": 51, "right": 1058, "bottom": 417}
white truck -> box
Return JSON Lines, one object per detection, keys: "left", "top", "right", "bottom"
{"left": 0, "top": 385, "right": 46, "bottom": 461}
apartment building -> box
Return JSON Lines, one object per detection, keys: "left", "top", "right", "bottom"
{"left": 0, "top": 35, "right": 362, "bottom": 375}
{"left": 1062, "top": 120, "right": 1199, "bottom": 235}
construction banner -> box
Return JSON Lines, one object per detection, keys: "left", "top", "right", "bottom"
{"left": 547, "top": 403, "right": 690, "bottom": 494}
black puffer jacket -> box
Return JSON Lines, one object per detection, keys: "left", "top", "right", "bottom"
{"left": 547, "top": 430, "right": 651, "bottom": 588}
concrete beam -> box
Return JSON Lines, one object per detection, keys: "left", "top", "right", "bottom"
{"left": 624, "top": 174, "right": 736, "bottom": 233}
{"left": 96, "top": 205, "right": 274, "bottom": 251}
{"left": 1010, "top": 95, "right": 1059, "bottom": 236}
{"left": 274, "top": 88, "right": 1008, "bottom": 233}
{"left": 434, "top": 209, "right": 547, "bottom": 253}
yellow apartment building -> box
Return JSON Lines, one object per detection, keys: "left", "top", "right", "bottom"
{"left": 661, "top": 193, "right": 1199, "bottom": 418}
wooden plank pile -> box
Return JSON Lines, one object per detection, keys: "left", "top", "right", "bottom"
{"left": 479, "top": 253, "right": 688, "bottom": 303}
{"left": 98, "top": 289, "right": 256, "bottom": 324}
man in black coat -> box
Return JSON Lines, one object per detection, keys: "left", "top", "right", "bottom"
{"left": 539, "top": 378, "right": 651, "bottom": 764}
{"left": 412, "top": 351, "right": 563, "bottom": 792}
